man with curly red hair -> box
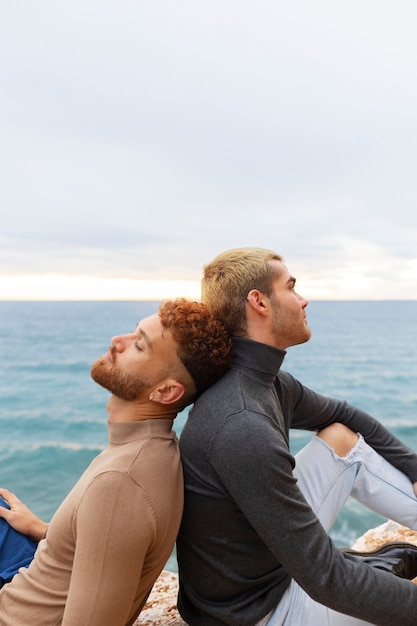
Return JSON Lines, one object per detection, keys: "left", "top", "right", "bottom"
{"left": 0, "top": 298, "right": 232, "bottom": 626}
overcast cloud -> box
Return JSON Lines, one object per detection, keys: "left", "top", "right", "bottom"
{"left": 1, "top": 0, "right": 417, "bottom": 299}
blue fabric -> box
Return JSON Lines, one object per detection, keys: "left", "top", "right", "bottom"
{"left": 0, "top": 496, "right": 37, "bottom": 586}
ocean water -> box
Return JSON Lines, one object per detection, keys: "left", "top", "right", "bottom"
{"left": 1, "top": 300, "right": 417, "bottom": 572}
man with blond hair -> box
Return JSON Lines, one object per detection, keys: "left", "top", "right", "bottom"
{"left": 177, "top": 248, "right": 417, "bottom": 626}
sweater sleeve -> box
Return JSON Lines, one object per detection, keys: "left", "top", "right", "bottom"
{"left": 62, "top": 471, "right": 156, "bottom": 626}
{"left": 210, "top": 413, "right": 417, "bottom": 626}
{"left": 277, "top": 370, "right": 417, "bottom": 483}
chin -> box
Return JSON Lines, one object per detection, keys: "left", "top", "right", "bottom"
{"left": 295, "top": 331, "right": 311, "bottom": 346}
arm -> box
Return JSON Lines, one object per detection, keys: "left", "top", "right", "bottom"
{"left": 277, "top": 371, "right": 417, "bottom": 483}
{"left": 0, "top": 488, "right": 48, "bottom": 541}
{"left": 62, "top": 471, "right": 156, "bottom": 626}
{"left": 211, "top": 415, "right": 417, "bottom": 626}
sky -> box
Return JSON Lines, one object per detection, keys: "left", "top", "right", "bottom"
{"left": 1, "top": 0, "right": 417, "bottom": 300}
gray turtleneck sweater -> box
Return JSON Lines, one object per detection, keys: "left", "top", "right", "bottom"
{"left": 177, "top": 337, "right": 417, "bottom": 626}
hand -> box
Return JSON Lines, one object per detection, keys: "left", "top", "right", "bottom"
{"left": 414, "top": 481, "right": 417, "bottom": 498}
{"left": 0, "top": 487, "right": 48, "bottom": 542}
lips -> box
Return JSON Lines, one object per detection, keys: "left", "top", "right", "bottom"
{"left": 104, "top": 346, "right": 115, "bottom": 363}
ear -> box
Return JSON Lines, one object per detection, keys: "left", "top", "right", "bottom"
{"left": 246, "top": 289, "right": 269, "bottom": 316}
{"left": 150, "top": 379, "right": 186, "bottom": 405}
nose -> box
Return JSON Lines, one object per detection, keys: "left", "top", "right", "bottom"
{"left": 111, "top": 333, "right": 132, "bottom": 352}
{"left": 297, "top": 291, "right": 309, "bottom": 308}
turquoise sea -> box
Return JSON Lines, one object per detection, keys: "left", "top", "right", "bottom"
{"left": 1, "top": 301, "right": 417, "bottom": 572}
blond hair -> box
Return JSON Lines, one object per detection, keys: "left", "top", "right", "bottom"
{"left": 201, "top": 247, "right": 283, "bottom": 336}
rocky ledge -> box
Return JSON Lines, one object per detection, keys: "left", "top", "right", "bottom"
{"left": 135, "top": 570, "right": 186, "bottom": 625}
{"left": 135, "top": 521, "right": 417, "bottom": 625}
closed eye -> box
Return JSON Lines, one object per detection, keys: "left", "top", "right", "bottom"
{"left": 134, "top": 324, "right": 152, "bottom": 350}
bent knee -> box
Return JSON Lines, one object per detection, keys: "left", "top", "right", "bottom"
{"left": 317, "top": 423, "right": 359, "bottom": 458}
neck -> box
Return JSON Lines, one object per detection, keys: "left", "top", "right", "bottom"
{"left": 106, "top": 395, "right": 178, "bottom": 423}
{"left": 244, "top": 323, "right": 282, "bottom": 350}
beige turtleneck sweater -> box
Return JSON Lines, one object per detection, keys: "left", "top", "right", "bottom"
{"left": 0, "top": 418, "right": 183, "bottom": 625}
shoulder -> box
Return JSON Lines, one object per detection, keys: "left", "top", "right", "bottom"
{"left": 78, "top": 470, "right": 149, "bottom": 507}
{"left": 73, "top": 471, "right": 165, "bottom": 538}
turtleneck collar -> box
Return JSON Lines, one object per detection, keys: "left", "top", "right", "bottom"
{"left": 107, "top": 418, "right": 175, "bottom": 445}
{"left": 232, "top": 337, "right": 286, "bottom": 379}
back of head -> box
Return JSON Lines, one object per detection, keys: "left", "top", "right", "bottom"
{"left": 159, "top": 298, "right": 233, "bottom": 400}
{"left": 201, "top": 247, "right": 283, "bottom": 336}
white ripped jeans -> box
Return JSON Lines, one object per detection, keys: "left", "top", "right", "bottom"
{"left": 261, "top": 434, "right": 417, "bottom": 626}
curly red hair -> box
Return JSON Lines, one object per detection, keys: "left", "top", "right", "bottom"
{"left": 159, "top": 298, "right": 233, "bottom": 394}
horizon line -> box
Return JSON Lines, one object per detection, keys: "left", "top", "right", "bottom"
{"left": 1, "top": 298, "right": 416, "bottom": 303}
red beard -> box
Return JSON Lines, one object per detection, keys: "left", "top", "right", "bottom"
{"left": 90, "top": 356, "right": 151, "bottom": 402}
